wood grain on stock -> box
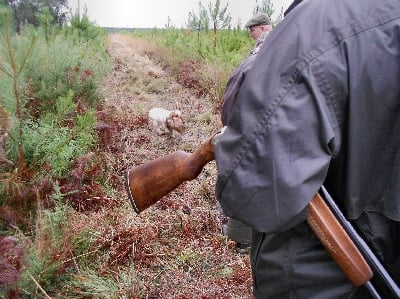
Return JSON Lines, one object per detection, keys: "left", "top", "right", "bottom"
{"left": 125, "top": 135, "right": 373, "bottom": 287}
{"left": 307, "top": 193, "right": 373, "bottom": 286}
{"left": 125, "top": 135, "right": 215, "bottom": 213}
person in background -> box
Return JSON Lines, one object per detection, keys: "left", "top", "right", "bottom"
{"left": 214, "top": 0, "right": 400, "bottom": 297}
{"left": 246, "top": 12, "right": 272, "bottom": 55}
{"left": 220, "top": 12, "right": 272, "bottom": 254}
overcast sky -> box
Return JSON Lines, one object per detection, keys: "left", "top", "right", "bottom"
{"left": 68, "top": 0, "right": 294, "bottom": 28}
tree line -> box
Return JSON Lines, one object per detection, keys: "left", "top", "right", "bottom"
{"left": 186, "top": 0, "right": 276, "bottom": 32}
{"left": 185, "top": 0, "right": 276, "bottom": 49}
{"left": 1, "top": 0, "right": 69, "bottom": 31}
{"left": 1, "top": 0, "right": 279, "bottom": 34}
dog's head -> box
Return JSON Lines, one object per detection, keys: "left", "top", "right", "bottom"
{"left": 166, "top": 110, "right": 185, "bottom": 134}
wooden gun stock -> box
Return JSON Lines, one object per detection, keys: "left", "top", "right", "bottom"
{"left": 125, "top": 135, "right": 215, "bottom": 213}
{"left": 125, "top": 135, "right": 373, "bottom": 288}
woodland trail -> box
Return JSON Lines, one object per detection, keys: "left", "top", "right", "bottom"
{"left": 96, "top": 33, "right": 253, "bottom": 298}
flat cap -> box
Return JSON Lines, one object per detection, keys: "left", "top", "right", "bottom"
{"left": 245, "top": 13, "right": 271, "bottom": 28}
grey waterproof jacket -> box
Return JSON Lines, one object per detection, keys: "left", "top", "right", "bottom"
{"left": 215, "top": 0, "right": 400, "bottom": 233}
{"left": 214, "top": 0, "right": 400, "bottom": 296}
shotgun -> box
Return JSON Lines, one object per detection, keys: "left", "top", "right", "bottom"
{"left": 125, "top": 132, "right": 396, "bottom": 295}
{"left": 319, "top": 186, "right": 400, "bottom": 298}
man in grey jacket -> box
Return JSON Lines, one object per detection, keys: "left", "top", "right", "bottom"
{"left": 214, "top": 0, "right": 400, "bottom": 297}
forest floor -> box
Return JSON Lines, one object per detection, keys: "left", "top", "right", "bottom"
{"left": 94, "top": 33, "right": 252, "bottom": 298}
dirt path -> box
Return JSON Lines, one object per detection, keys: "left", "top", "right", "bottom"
{"left": 98, "top": 33, "right": 252, "bottom": 298}
{"left": 103, "top": 33, "right": 218, "bottom": 153}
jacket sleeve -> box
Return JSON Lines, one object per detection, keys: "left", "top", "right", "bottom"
{"left": 214, "top": 24, "right": 340, "bottom": 233}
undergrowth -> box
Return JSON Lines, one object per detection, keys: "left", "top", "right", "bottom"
{"left": 0, "top": 6, "right": 114, "bottom": 297}
{"left": 0, "top": 5, "right": 255, "bottom": 296}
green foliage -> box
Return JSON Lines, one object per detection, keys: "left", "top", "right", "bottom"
{"left": 207, "top": 0, "right": 232, "bottom": 31}
{"left": 129, "top": 27, "right": 253, "bottom": 111}
{"left": 70, "top": 226, "right": 93, "bottom": 258}
{"left": 0, "top": 4, "right": 109, "bottom": 204}
{"left": 0, "top": 16, "right": 36, "bottom": 89}
{"left": 69, "top": 271, "right": 120, "bottom": 298}
{"left": 187, "top": 0, "right": 232, "bottom": 49}
{"left": 187, "top": 1, "right": 209, "bottom": 33}
{"left": 0, "top": 5, "right": 116, "bottom": 296}
{"left": 0, "top": 72, "right": 15, "bottom": 113}
{"left": 153, "top": 28, "right": 252, "bottom": 68}
{"left": 66, "top": 268, "right": 136, "bottom": 299}
{"left": 19, "top": 92, "right": 98, "bottom": 177}
{"left": 0, "top": 7, "right": 36, "bottom": 171}
{"left": 0, "top": 5, "right": 263, "bottom": 294}
{"left": 22, "top": 33, "right": 110, "bottom": 111}
{"left": 208, "top": 0, "right": 231, "bottom": 49}
{"left": 36, "top": 6, "right": 54, "bottom": 43}
{"left": 18, "top": 203, "right": 71, "bottom": 294}
{"left": 4, "top": 91, "right": 98, "bottom": 179}
{"left": 64, "top": 6, "right": 107, "bottom": 46}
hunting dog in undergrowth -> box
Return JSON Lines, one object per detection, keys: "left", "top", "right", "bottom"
{"left": 148, "top": 107, "right": 185, "bottom": 138}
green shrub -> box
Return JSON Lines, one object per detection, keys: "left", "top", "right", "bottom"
{"left": 64, "top": 268, "right": 138, "bottom": 299}
{"left": 7, "top": 91, "right": 98, "bottom": 177}
{"left": 65, "top": 12, "right": 107, "bottom": 46}
{"left": 18, "top": 203, "right": 72, "bottom": 295}
{"left": 22, "top": 34, "right": 110, "bottom": 112}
